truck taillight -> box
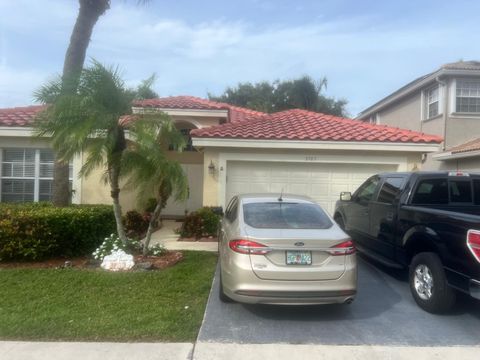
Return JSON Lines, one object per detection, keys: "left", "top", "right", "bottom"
{"left": 467, "top": 230, "right": 480, "bottom": 263}
{"left": 229, "top": 239, "right": 271, "bottom": 255}
{"left": 328, "top": 239, "right": 356, "bottom": 256}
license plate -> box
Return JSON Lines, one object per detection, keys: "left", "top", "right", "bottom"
{"left": 286, "top": 251, "right": 312, "bottom": 265}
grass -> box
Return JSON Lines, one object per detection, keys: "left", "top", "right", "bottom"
{"left": 0, "top": 251, "right": 217, "bottom": 342}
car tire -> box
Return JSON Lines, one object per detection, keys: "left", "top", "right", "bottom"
{"left": 409, "top": 252, "right": 456, "bottom": 313}
{"left": 218, "top": 270, "right": 233, "bottom": 303}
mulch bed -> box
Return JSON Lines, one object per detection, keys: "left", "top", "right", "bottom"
{"left": 178, "top": 236, "right": 218, "bottom": 242}
{"left": 0, "top": 251, "right": 184, "bottom": 271}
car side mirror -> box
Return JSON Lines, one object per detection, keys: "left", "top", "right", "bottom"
{"left": 340, "top": 192, "right": 352, "bottom": 202}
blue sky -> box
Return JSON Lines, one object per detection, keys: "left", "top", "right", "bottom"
{"left": 1, "top": 0, "right": 479, "bottom": 115}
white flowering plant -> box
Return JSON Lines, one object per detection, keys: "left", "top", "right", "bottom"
{"left": 148, "top": 243, "right": 167, "bottom": 257}
{"left": 92, "top": 233, "right": 141, "bottom": 261}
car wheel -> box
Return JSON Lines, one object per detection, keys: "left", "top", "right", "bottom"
{"left": 409, "top": 252, "right": 456, "bottom": 313}
{"left": 218, "top": 270, "right": 233, "bottom": 303}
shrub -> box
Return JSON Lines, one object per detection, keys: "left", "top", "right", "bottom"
{"left": 124, "top": 210, "right": 149, "bottom": 237}
{"left": 0, "top": 203, "right": 116, "bottom": 261}
{"left": 144, "top": 198, "right": 157, "bottom": 213}
{"left": 181, "top": 207, "right": 221, "bottom": 238}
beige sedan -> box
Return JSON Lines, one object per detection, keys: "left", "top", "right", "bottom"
{"left": 218, "top": 194, "right": 357, "bottom": 305}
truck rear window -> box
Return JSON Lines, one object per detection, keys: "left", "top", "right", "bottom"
{"left": 412, "top": 179, "right": 448, "bottom": 205}
{"left": 474, "top": 180, "right": 480, "bottom": 205}
{"left": 243, "top": 202, "right": 333, "bottom": 229}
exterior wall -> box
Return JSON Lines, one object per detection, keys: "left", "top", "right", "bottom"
{"left": 423, "top": 153, "right": 480, "bottom": 172}
{"left": 375, "top": 92, "right": 423, "bottom": 131}
{"left": 200, "top": 147, "right": 424, "bottom": 208}
{"left": 445, "top": 116, "right": 480, "bottom": 148}
{"left": 80, "top": 148, "right": 205, "bottom": 213}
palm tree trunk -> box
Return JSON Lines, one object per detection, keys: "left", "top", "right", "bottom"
{"left": 53, "top": 0, "right": 109, "bottom": 206}
{"left": 143, "top": 200, "right": 163, "bottom": 256}
{"left": 109, "top": 166, "right": 128, "bottom": 245}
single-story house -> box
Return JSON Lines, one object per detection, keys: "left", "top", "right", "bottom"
{"left": 0, "top": 96, "right": 442, "bottom": 215}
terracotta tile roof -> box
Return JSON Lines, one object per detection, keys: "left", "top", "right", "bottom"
{"left": 0, "top": 105, "right": 47, "bottom": 127}
{"left": 448, "top": 138, "right": 480, "bottom": 154}
{"left": 133, "top": 96, "right": 266, "bottom": 123}
{"left": 191, "top": 109, "right": 443, "bottom": 144}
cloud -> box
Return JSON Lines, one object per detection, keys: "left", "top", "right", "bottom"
{"left": 0, "top": 65, "right": 47, "bottom": 107}
{"left": 0, "top": 0, "right": 479, "bottom": 115}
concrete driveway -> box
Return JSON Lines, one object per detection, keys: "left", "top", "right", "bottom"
{"left": 198, "top": 256, "right": 480, "bottom": 346}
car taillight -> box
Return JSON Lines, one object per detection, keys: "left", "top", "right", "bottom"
{"left": 229, "top": 239, "right": 270, "bottom": 255}
{"left": 328, "top": 239, "right": 356, "bottom": 256}
{"left": 467, "top": 230, "right": 480, "bottom": 263}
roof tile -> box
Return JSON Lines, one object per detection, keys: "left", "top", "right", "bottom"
{"left": 448, "top": 138, "right": 480, "bottom": 154}
{"left": 191, "top": 108, "right": 443, "bottom": 144}
{"left": 0, "top": 105, "right": 47, "bottom": 127}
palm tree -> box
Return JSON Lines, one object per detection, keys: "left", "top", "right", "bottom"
{"left": 34, "top": 60, "right": 180, "bottom": 245}
{"left": 53, "top": 0, "right": 110, "bottom": 206}
{"left": 123, "top": 121, "right": 188, "bottom": 255}
{"left": 54, "top": 0, "right": 151, "bottom": 206}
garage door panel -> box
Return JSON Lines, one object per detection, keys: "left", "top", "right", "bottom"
{"left": 226, "top": 161, "right": 397, "bottom": 214}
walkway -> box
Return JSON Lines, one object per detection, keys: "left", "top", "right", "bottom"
{"left": 149, "top": 220, "right": 217, "bottom": 252}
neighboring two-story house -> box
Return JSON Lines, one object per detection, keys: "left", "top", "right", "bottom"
{"left": 356, "top": 61, "right": 480, "bottom": 171}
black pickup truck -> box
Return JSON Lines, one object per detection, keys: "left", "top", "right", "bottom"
{"left": 334, "top": 171, "right": 480, "bottom": 313}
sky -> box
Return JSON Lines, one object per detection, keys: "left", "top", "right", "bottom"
{"left": 1, "top": 0, "right": 479, "bottom": 116}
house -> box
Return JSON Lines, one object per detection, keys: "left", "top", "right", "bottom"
{"left": 356, "top": 60, "right": 480, "bottom": 171}
{"left": 0, "top": 96, "right": 442, "bottom": 215}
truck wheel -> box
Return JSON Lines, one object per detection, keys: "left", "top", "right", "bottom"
{"left": 409, "top": 252, "right": 456, "bottom": 313}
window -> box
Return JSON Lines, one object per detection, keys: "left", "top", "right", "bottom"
{"left": 456, "top": 79, "right": 480, "bottom": 113}
{"left": 449, "top": 180, "right": 472, "bottom": 203}
{"left": 243, "top": 202, "right": 333, "bottom": 229}
{"left": 1, "top": 148, "right": 72, "bottom": 203}
{"left": 377, "top": 177, "right": 405, "bottom": 204}
{"left": 412, "top": 179, "right": 448, "bottom": 205}
{"left": 355, "top": 177, "right": 379, "bottom": 204}
{"left": 425, "top": 86, "right": 439, "bottom": 119}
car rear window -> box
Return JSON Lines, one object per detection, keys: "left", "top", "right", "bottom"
{"left": 243, "top": 202, "right": 333, "bottom": 229}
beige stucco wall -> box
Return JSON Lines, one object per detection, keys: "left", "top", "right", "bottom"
{"left": 80, "top": 148, "right": 204, "bottom": 212}
{"left": 376, "top": 92, "right": 423, "bottom": 131}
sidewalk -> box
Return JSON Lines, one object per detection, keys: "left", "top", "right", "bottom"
{"left": 149, "top": 220, "right": 217, "bottom": 252}
{"left": 0, "top": 341, "right": 193, "bottom": 360}
{"left": 2, "top": 341, "right": 479, "bottom": 360}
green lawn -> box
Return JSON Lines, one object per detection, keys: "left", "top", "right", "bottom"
{"left": 0, "top": 251, "right": 217, "bottom": 342}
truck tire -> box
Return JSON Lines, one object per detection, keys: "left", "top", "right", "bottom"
{"left": 409, "top": 252, "right": 456, "bottom": 313}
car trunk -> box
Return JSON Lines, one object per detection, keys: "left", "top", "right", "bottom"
{"left": 245, "top": 227, "right": 347, "bottom": 281}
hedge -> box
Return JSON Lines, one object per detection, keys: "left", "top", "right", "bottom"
{"left": 0, "top": 203, "right": 116, "bottom": 261}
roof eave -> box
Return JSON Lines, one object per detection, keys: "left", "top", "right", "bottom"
{"left": 356, "top": 68, "right": 480, "bottom": 119}
{"left": 432, "top": 149, "right": 480, "bottom": 161}
{"left": 192, "top": 137, "right": 441, "bottom": 153}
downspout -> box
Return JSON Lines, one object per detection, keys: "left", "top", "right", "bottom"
{"left": 436, "top": 76, "right": 448, "bottom": 151}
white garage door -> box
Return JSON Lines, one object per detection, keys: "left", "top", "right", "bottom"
{"left": 226, "top": 161, "right": 397, "bottom": 214}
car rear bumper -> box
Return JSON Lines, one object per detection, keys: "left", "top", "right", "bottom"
{"left": 221, "top": 254, "right": 357, "bottom": 305}
{"left": 470, "top": 279, "right": 480, "bottom": 300}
